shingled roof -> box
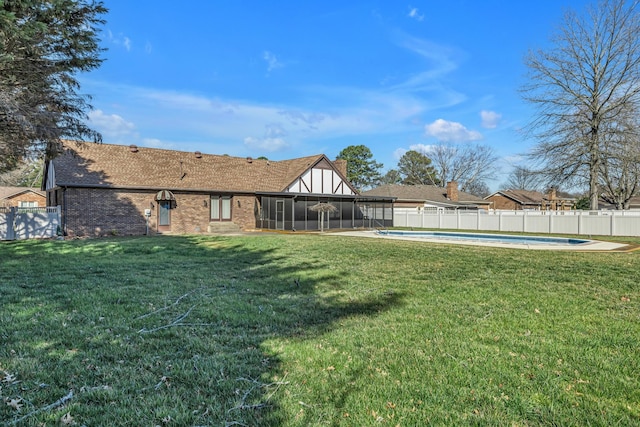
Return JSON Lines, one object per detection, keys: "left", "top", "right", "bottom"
{"left": 486, "top": 189, "right": 546, "bottom": 205}
{"left": 361, "top": 184, "right": 485, "bottom": 205}
{"left": 0, "top": 186, "right": 45, "bottom": 199}
{"left": 49, "top": 142, "right": 334, "bottom": 193}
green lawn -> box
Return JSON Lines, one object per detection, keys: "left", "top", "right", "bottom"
{"left": 1, "top": 234, "right": 639, "bottom": 426}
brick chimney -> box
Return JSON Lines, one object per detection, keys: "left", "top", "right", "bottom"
{"left": 333, "top": 159, "right": 348, "bottom": 177}
{"left": 446, "top": 181, "right": 459, "bottom": 201}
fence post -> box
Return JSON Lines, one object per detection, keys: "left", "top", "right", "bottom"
{"left": 611, "top": 213, "right": 614, "bottom": 236}
{"left": 9, "top": 207, "right": 16, "bottom": 240}
{"left": 577, "top": 212, "right": 581, "bottom": 235}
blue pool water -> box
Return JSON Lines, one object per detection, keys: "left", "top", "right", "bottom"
{"left": 376, "top": 230, "right": 590, "bottom": 246}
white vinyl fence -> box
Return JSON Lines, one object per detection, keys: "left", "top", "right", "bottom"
{"left": 393, "top": 208, "right": 640, "bottom": 237}
{"left": 0, "top": 206, "right": 61, "bottom": 241}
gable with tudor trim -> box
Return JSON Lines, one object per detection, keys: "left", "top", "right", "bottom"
{"left": 285, "top": 157, "right": 356, "bottom": 196}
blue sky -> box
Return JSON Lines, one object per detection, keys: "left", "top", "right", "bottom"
{"left": 83, "top": 0, "right": 589, "bottom": 190}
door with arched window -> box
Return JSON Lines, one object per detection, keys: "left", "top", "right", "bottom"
{"left": 155, "top": 190, "right": 176, "bottom": 232}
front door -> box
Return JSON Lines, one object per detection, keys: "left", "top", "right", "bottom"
{"left": 158, "top": 200, "right": 171, "bottom": 232}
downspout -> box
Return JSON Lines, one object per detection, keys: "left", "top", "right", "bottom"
{"left": 63, "top": 187, "right": 68, "bottom": 236}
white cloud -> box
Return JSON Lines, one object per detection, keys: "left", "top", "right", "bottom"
{"left": 244, "top": 137, "right": 289, "bottom": 152}
{"left": 141, "top": 138, "right": 174, "bottom": 149}
{"left": 393, "top": 147, "right": 407, "bottom": 160}
{"left": 244, "top": 123, "right": 290, "bottom": 152}
{"left": 388, "top": 33, "right": 466, "bottom": 109}
{"left": 88, "top": 109, "right": 135, "bottom": 138}
{"left": 142, "top": 90, "right": 216, "bottom": 111}
{"left": 408, "top": 143, "right": 437, "bottom": 154}
{"left": 106, "top": 30, "right": 132, "bottom": 51}
{"left": 480, "top": 110, "right": 501, "bottom": 128}
{"left": 263, "top": 51, "right": 284, "bottom": 73}
{"left": 408, "top": 7, "right": 424, "bottom": 21}
{"left": 424, "top": 119, "right": 482, "bottom": 142}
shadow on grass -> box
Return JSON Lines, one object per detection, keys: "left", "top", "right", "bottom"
{"left": 0, "top": 235, "right": 403, "bottom": 426}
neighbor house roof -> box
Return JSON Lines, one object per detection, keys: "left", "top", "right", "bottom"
{"left": 361, "top": 184, "right": 487, "bottom": 207}
{"left": 599, "top": 195, "right": 640, "bottom": 210}
{"left": 485, "top": 189, "right": 546, "bottom": 206}
{"left": 0, "top": 186, "right": 45, "bottom": 200}
{"left": 47, "top": 142, "right": 350, "bottom": 194}
{"left": 485, "top": 189, "right": 576, "bottom": 206}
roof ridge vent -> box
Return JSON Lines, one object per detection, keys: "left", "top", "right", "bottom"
{"left": 129, "top": 144, "right": 139, "bottom": 153}
{"left": 195, "top": 151, "right": 202, "bottom": 158}
{"left": 246, "top": 156, "right": 253, "bottom": 163}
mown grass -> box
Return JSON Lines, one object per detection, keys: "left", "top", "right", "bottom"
{"left": 0, "top": 233, "right": 639, "bottom": 426}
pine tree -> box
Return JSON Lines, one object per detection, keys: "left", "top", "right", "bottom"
{"left": 0, "top": 0, "right": 107, "bottom": 173}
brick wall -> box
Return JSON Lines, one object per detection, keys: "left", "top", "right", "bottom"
{"left": 485, "top": 194, "right": 521, "bottom": 210}
{"left": 231, "top": 195, "right": 259, "bottom": 230}
{"left": 2, "top": 192, "right": 46, "bottom": 207}
{"left": 60, "top": 188, "right": 260, "bottom": 237}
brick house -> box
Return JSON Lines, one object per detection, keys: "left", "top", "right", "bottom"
{"left": 0, "top": 187, "right": 46, "bottom": 208}
{"left": 361, "top": 182, "right": 490, "bottom": 210}
{"left": 42, "top": 142, "right": 393, "bottom": 237}
{"left": 484, "top": 188, "right": 576, "bottom": 211}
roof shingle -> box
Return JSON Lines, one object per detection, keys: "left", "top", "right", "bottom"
{"left": 362, "top": 184, "right": 484, "bottom": 204}
{"left": 51, "top": 142, "right": 328, "bottom": 193}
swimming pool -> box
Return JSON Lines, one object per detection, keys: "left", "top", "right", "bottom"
{"left": 375, "top": 230, "right": 590, "bottom": 246}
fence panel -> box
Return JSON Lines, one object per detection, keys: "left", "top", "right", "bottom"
{"left": 0, "top": 206, "right": 60, "bottom": 241}
{"left": 611, "top": 216, "right": 638, "bottom": 236}
{"left": 549, "top": 215, "right": 579, "bottom": 235}
{"left": 525, "top": 215, "right": 551, "bottom": 234}
{"left": 459, "top": 213, "right": 479, "bottom": 230}
{"left": 579, "top": 215, "right": 612, "bottom": 236}
{"left": 0, "top": 207, "right": 16, "bottom": 240}
{"left": 500, "top": 214, "right": 525, "bottom": 232}
{"left": 392, "top": 208, "right": 640, "bottom": 237}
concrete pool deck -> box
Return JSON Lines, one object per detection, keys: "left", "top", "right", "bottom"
{"left": 332, "top": 230, "right": 631, "bottom": 251}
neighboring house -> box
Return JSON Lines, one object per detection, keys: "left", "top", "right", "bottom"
{"left": 599, "top": 195, "right": 640, "bottom": 210}
{"left": 42, "top": 142, "right": 393, "bottom": 237}
{"left": 0, "top": 186, "right": 46, "bottom": 208}
{"left": 361, "top": 181, "right": 490, "bottom": 210}
{"left": 484, "top": 188, "right": 576, "bottom": 211}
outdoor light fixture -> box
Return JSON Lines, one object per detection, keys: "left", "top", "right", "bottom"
{"left": 203, "top": 200, "right": 208, "bottom": 207}
{"left": 237, "top": 200, "right": 241, "bottom": 207}
{"left": 150, "top": 202, "right": 154, "bottom": 209}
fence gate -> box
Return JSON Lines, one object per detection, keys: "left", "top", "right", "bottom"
{"left": 0, "top": 207, "right": 16, "bottom": 240}
{"left": 0, "top": 206, "right": 60, "bottom": 241}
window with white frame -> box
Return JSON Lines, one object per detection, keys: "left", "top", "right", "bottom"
{"left": 18, "top": 201, "right": 38, "bottom": 208}
{"left": 210, "top": 196, "right": 232, "bottom": 221}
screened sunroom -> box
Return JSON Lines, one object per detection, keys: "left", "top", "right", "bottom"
{"left": 256, "top": 194, "right": 394, "bottom": 231}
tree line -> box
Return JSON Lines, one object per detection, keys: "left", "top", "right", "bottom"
{"left": 336, "top": 144, "right": 497, "bottom": 197}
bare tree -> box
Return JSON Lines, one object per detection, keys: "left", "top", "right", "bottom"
{"left": 501, "top": 165, "right": 545, "bottom": 191}
{"left": 522, "top": 0, "right": 640, "bottom": 210}
{"left": 599, "top": 114, "right": 640, "bottom": 208}
{"left": 425, "top": 143, "right": 498, "bottom": 192}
